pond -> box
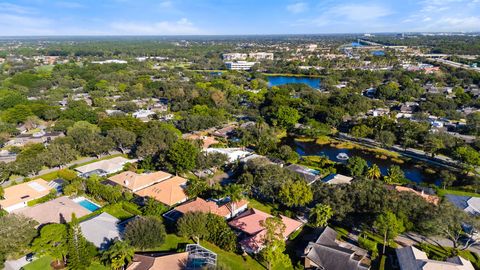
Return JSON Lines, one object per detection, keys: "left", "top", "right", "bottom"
{"left": 293, "top": 140, "right": 442, "bottom": 185}
{"left": 267, "top": 75, "right": 321, "bottom": 89}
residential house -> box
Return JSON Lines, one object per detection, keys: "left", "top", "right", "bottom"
{"left": 132, "top": 109, "right": 156, "bottom": 121}
{"left": 388, "top": 185, "right": 440, "bottom": 205}
{"left": 212, "top": 125, "right": 237, "bottom": 139}
{"left": 135, "top": 176, "right": 188, "bottom": 206}
{"left": 75, "top": 157, "right": 137, "bottom": 178}
{"left": 163, "top": 197, "right": 249, "bottom": 222}
{"left": 107, "top": 170, "right": 172, "bottom": 192}
{"left": 228, "top": 208, "right": 303, "bottom": 253}
{"left": 0, "top": 179, "right": 54, "bottom": 212}
{"left": 80, "top": 212, "right": 122, "bottom": 250}
{"left": 205, "top": 148, "right": 251, "bottom": 163}
{"left": 13, "top": 196, "right": 91, "bottom": 225}
{"left": 6, "top": 131, "right": 64, "bottom": 147}
{"left": 127, "top": 244, "right": 216, "bottom": 270}
{"left": 396, "top": 245, "right": 474, "bottom": 270}
{"left": 127, "top": 252, "right": 189, "bottom": 270}
{"left": 304, "top": 227, "right": 370, "bottom": 270}
{"left": 286, "top": 164, "right": 322, "bottom": 185}
{"left": 322, "top": 173, "right": 354, "bottom": 185}
{"left": 446, "top": 195, "right": 480, "bottom": 216}
{"left": 183, "top": 134, "right": 219, "bottom": 149}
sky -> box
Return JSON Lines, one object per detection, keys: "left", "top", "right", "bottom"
{"left": 0, "top": 0, "right": 479, "bottom": 36}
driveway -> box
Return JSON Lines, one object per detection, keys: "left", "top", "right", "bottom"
{"left": 4, "top": 256, "right": 31, "bottom": 270}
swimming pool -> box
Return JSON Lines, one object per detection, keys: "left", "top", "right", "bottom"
{"left": 76, "top": 199, "right": 100, "bottom": 212}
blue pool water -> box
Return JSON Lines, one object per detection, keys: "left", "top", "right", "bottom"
{"left": 267, "top": 76, "right": 321, "bottom": 89}
{"left": 371, "top": 50, "right": 386, "bottom": 56}
{"left": 78, "top": 199, "right": 100, "bottom": 212}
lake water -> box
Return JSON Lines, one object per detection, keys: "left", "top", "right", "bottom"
{"left": 293, "top": 140, "right": 442, "bottom": 185}
{"left": 267, "top": 76, "right": 321, "bottom": 89}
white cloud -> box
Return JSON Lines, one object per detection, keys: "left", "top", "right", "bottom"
{"left": 329, "top": 4, "right": 392, "bottom": 21}
{"left": 109, "top": 18, "right": 202, "bottom": 35}
{"left": 295, "top": 3, "right": 393, "bottom": 31}
{"left": 287, "top": 2, "right": 307, "bottom": 14}
{"left": 0, "top": 13, "right": 54, "bottom": 35}
{"left": 0, "top": 2, "right": 35, "bottom": 14}
{"left": 406, "top": 0, "right": 480, "bottom": 32}
{"left": 159, "top": 0, "right": 173, "bottom": 8}
{"left": 55, "top": 1, "right": 85, "bottom": 9}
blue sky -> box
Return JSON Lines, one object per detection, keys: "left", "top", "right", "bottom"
{"left": 1, "top": 0, "right": 479, "bottom": 35}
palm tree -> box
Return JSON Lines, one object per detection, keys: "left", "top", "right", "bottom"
{"left": 224, "top": 184, "right": 244, "bottom": 218}
{"left": 367, "top": 164, "right": 381, "bottom": 180}
{"left": 101, "top": 240, "right": 135, "bottom": 270}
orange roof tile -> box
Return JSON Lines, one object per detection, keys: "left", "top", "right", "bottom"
{"left": 174, "top": 197, "right": 248, "bottom": 218}
{"left": 135, "top": 176, "right": 188, "bottom": 206}
{"left": 108, "top": 171, "right": 172, "bottom": 192}
{"left": 0, "top": 179, "right": 54, "bottom": 211}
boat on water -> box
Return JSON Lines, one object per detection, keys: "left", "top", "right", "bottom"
{"left": 336, "top": 153, "right": 349, "bottom": 160}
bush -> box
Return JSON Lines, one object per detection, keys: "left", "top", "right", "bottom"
{"left": 358, "top": 236, "right": 379, "bottom": 260}
{"left": 124, "top": 216, "right": 166, "bottom": 250}
{"left": 27, "top": 189, "right": 56, "bottom": 206}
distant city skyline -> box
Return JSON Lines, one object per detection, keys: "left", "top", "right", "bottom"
{"left": 1, "top": 0, "right": 479, "bottom": 36}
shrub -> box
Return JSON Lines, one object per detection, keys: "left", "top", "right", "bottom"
{"left": 358, "top": 236, "right": 379, "bottom": 260}
{"left": 124, "top": 216, "right": 166, "bottom": 250}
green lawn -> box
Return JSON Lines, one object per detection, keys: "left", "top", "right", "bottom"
{"left": 437, "top": 189, "right": 480, "bottom": 198}
{"left": 23, "top": 256, "right": 107, "bottom": 270}
{"left": 154, "top": 234, "right": 265, "bottom": 270}
{"left": 104, "top": 203, "right": 136, "bottom": 220}
{"left": 23, "top": 256, "right": 53, "bottom": 270}
{"left": 200, "top": 241, "right": 266, "bottom": 270}
{"left": 247, "top": 198, "right": 275, "bottom": 214}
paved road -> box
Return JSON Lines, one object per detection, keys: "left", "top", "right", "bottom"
{"left": 397, "top": 232, "right": 480, "bottom": 255}
{"left": 1, "top": 151, "right": 121, "bottom": 187}
{"left": 336, "top": 133, "right": 463, "bottom": 171}
{"left": 4, "top": 255, "right": 31, "bottom": 270}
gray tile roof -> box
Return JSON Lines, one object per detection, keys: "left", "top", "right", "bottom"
{"left": 80, "top": 212, "right": 121, "bottom": 250}
{"left": 305, "top": 227, "right": 369, "bottom": 270}
{"left": 445, "top": 195, "right": 480, "bottom": 216}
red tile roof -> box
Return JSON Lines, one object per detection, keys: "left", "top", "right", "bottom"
{"left": 228, "top": 208, "right": 303, "bottom": 252}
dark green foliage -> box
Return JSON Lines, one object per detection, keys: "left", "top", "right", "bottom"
{"left": 177, "top": 212, "right": 237, "bottom": 252}
{"left": 124, "top": 216, "right": 166, "bottom": 250}
{"left": 67, "top": 215, "right": 94, "bottom": 270}
{"left": 167, "top": 139, "right": 199, "bottom": 173}
{"left": 0, "top": 215, "right": 38, "bottom": 267}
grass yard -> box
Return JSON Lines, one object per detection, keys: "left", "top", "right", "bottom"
{"left": 437, "top": 188, "right": 480, "bottom": 198}
{"left": 23, "top": 256, "right": 53, "bottom": 270}
{"left": 200, "top": 241, "right": 266, "bottom": 270}
{"left": 247, "top": 198, "right": 275, "bottom": 214}
{"left": 153, "top": 234, "right": 265, "bottom": 270}
{"left": 103, "top": 203, "right": 137, "bottom": 220}
{"left": 23, "top": 256, "right": 107, "bottom": 270}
